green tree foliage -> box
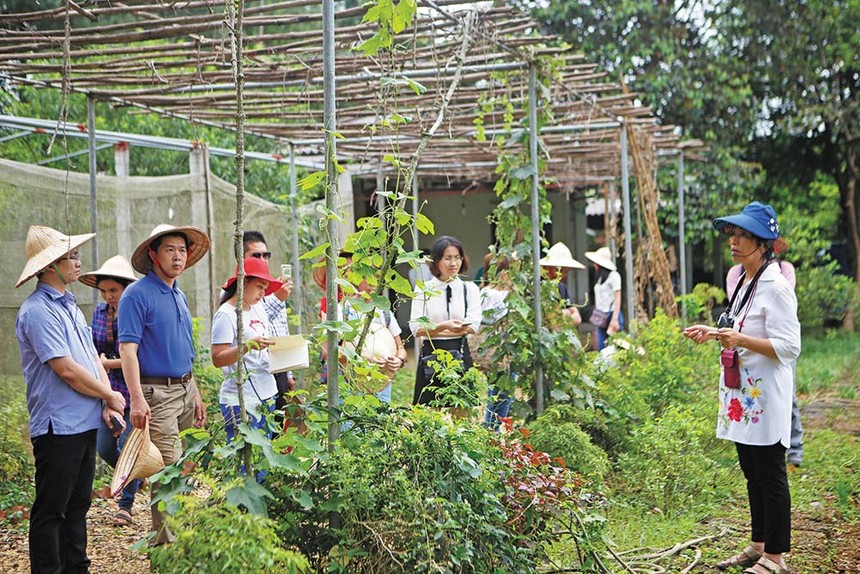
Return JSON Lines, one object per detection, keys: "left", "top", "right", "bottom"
{"left": 526, "top": 0, "right": 860, "bottom": 302}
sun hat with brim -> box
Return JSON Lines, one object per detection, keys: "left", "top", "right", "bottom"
{"left": 539, "top": 242, "right": 586, "bottom": 270}
{"left": 78, "top": 255, "right": 138, "bottom": 289}
{"left": 584, "top": 246, "right": 617, "bottom": 272}
{"left": 110, "top": 422, "right": 164, "bottom": 497}
{"left": 221, "top": 256, "right": 283, "bottom": 296}
{"left": 131, "top": 224, "right": 210, "bottom": 274}
{"left": 312, "top": 250, "right": 354, "bottom": 290}
{"left": 712, "top": 201, "right": 780, "bottom": 240}
{"left": 16, "top": 225, "right": 96, "bottom": 288}
{"left": 343, "top": 322, "right": 399, "bottom": 393}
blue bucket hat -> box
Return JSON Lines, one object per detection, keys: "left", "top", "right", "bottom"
{"left": 713, "top": 201, "right": 780, "bottom": 240}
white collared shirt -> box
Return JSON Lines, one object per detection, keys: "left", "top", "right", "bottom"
{"left": 409, "top": 276, "right": 482, "bottom": 340}
{"left": 716, "top": 262, "right": 801, "bottom": 447}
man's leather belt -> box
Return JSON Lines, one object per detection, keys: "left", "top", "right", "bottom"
{"left": 140, "top": 372, "right": 192, "bottom": 386}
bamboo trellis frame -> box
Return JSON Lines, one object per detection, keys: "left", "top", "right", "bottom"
{"left": 0, "top": 0, "right": 701, "bottom": 187}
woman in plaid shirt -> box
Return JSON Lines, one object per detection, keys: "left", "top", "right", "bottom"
{"left": 79, "top": 256, "right": 139, "bottom": 527}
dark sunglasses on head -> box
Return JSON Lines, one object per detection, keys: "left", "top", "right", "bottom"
{"left": 250, "top": 251, "right": 272, "bottom": 260}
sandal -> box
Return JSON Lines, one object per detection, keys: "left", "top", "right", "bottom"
{"left": 743, "top": 557, "right": 790, "bottom": 574}
{"left": 112, "top": 508, "right": 133, "bottom": 527}
{"left": 717, "top": 545, "right": 762, "bottom": 570}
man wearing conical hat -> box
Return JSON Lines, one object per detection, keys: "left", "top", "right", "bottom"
{"left": 15, "top": 225, "right": 127, "bottom": 573}
{"left": 117, "top": 224, "right": 210, "bottom": 546}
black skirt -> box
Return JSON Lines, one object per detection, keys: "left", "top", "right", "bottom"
{"left": 413, "top": 337, "right": 473, "bottom": 406}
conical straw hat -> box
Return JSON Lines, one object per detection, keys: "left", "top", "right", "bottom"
{"left": 539, "top": 242, "right": 586, "bottom": 270}
{"left": 110, "top": 422, "right": 164, "bottom": 497}
{"left": 584, "top": 246, "right": 617, "bottom": 272}
{"left": 131, "top": 224, "right": 210, "bottom": 274}
{"left": 15, "top": 225, "right": 95, "bottom": 288}
{"left": 78, "top": 255, "right": 138, "bottom": 289}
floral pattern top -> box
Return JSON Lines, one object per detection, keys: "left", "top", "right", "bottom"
{"left": 717, "top": 263, "right": 801, "bottom": 448}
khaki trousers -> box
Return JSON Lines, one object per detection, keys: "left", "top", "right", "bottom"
{"left": 142, "top": 380, "right": 195, "bottom": 546}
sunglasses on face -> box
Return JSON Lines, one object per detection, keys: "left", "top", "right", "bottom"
{"left": 250, "top": 251, "right": 272, "bottom": 260}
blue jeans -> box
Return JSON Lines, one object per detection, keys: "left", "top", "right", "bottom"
{"left": 596, "top": 310, "right": 625, "bottom": 350}
{"left": 484, "top": 387, "right": 512, "bottom": 432}
{"left": 220, "top": 401, "right": 276, "bottom": 481}
{"left": 96, "top": 407, "right": 139, "bottom": 511}
{"left": 788, "top": 360, "right": 804, "bottom": 464}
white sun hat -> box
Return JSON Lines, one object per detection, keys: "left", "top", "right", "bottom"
{"left": 131, "top": 224, "right": 210, "bottom": 274}
{"left": 15, "top": 225, "right": 96, "bottom": 288}
{"left": 584, "top": 246, "right": 617, "bottom": 272}
{"left": 539, "top": 242, "right": 586, "bottom": 270}
{"left": 78, "top": 255, "right": 138, "bottom": 289}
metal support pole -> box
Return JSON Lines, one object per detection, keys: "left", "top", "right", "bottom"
{"left": 620, "top": 123, "right": 635, "bottom": 329}
{"left": 87, "top": 96, "right": 99, "bottom": 306}
{"left": 528, "top": 64, "right": 544, "bottom": 414}
{"left": 677, "top": 153, "right": 687, "bottom": 320}
{"left": 289, "top": 145, "right": 303, "bottom": 335}
{"left": 322, "top": 0, "right": 340, "bottom": 460}
{"left": 412, "top": 172, "right": 421, "bottom": 364}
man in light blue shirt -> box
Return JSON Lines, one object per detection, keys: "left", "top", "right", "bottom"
{"left": 15, "top": 225, "right": 125, "bottom": 574}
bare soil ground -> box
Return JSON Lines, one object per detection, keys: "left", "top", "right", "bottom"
{"left": 689, "top": 393, "right": 860, "bottom": 573}
{"left": 0, "top": 489, "right": 151, "bottom": 574}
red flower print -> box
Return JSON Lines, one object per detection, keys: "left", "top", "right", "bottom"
{"left": 727, "top": 398, "right": 744, "bottom": 422}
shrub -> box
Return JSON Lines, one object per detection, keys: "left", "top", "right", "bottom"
{"left": 265, "top": 401, "right": 594, "bottom": 573}
{"left": 586, "top": 310, "right": 718, "bottom": 452}
{"left": 795, "top": 261, "right": 857, "bottom": 329}
{"left": 615, "top": 404, "right": 733, "bottom": 514}
{"left": 149, "top": 487, "right": 310, "bottom": 574}
{"left": 526, "top": 406, "right": 611, "bottom": 483}
{"left": 0, "top": 377, "right": 34, "bottom": 524}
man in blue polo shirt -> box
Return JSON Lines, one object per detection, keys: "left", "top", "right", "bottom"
{"left": 15, "top": 225, "right": 126, "bottom": 574}
{"left": 118, "top": 224, "right": 209, "bottom": 546}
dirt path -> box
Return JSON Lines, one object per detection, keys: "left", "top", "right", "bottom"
{"left": 0, "top": 491, "right": 151, "bottom": 574}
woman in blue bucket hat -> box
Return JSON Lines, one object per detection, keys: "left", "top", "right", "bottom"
{"left": 684, "top": 202, "right": 800, "bottom": 574}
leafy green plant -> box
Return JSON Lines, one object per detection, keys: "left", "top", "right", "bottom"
{"left": 676, "top": 282, "right": 726, "bottom": 324}
{"left": 149, "top": 483, "right": 310, "bottom": 574}
{"left": 615, "top": 404, "right": 733, "bottom": 514}
{"left": 526, "top": 406, "right": 612, "bottom": 483}
{"left": 423, "top": 348, "right": 488, "bottom": 412}
{"left": 262, "top": 402, "right": 603, "bottom": 573}
{"left": 796, "top": 260, "right": 857, "bottom": 329}
{"left": 0, "top": 376, "right": 33, "bottom": 526}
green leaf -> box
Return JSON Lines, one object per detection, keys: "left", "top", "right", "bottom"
{"left": 299, "top": 170, "right": 326, "bottom": 191}
{"left": 386, "top": 269, "right": 413, "bottom": 295}
{"left": 299, "top": 242, "right": 330, "bottom": 261}
{"left": 290, "top": 490, "right": 314, "bottom": 511}
{"left": 498, "top": 194, "right": 524, "bottom": 209}
{"left": 382, "top": 153, "right": 401, "bottom": 167}
{"left": 225, "top": 476, "right": 273, "bottom": 517}
{"left": 510, "top": 166, "right": 534, "bottom": 180}
{"left": 415, "top": 212, "right": 434, "bottom": 234}
{"left": 404, "top": 76, "right": 427, "bottom": 95}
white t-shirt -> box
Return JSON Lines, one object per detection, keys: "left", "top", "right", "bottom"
{"left": 593, "top": 270, "right": 621, "bottom": 313}
{"left": 211, "top": 301, "right": 278, "bottom": 415}
{"left": 479, "top": 286, "right": 509, "bottom": 325}
{"left": 409, "top": 276, "right": 482, "bottom": 339}
{"left": 716, "top": 263, "right": 801, "bottom": 447}
{"left": 341, "top": 298, "right": 402, "bottom": 338}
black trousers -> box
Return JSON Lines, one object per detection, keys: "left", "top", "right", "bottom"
{"left": 736, "top": 441, "right": 791, "bottom": 554}
{"left": 29, "top": 428, "right": 97, "bottom": 574}
{"left": 413, "top": 338, "right": 473, "bottom": 406}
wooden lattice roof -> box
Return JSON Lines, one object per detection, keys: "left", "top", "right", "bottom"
{"left": 0, "top": 0, "right": 697, "bottom": 186}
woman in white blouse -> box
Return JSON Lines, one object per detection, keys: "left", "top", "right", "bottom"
{"left": 684, "top": 202, "right": 800, "bottom": 574}
{"left": 409, "top": 236, "right": 482, "bottom": 408}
